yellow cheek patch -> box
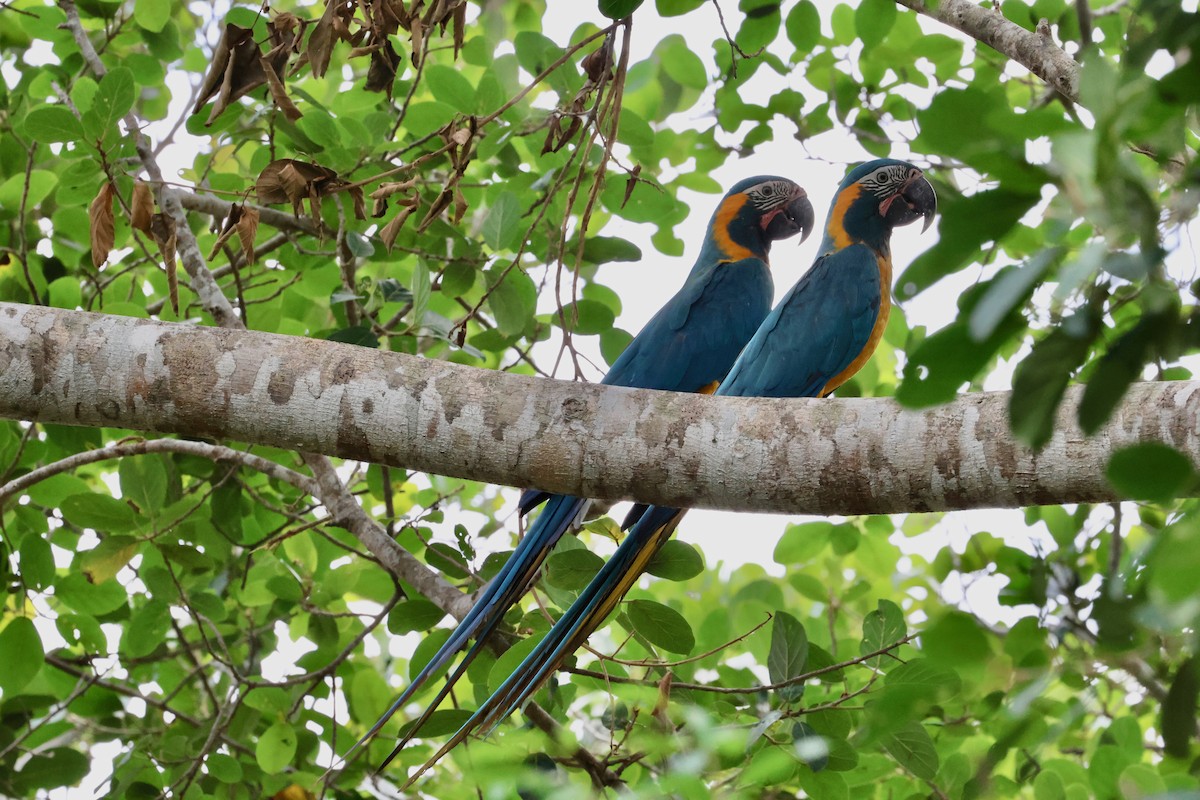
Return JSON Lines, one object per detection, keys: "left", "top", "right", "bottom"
{"left": 712, "top": 194, "right": 757, "bottom": 261}
{"left": 826, "top": 183, "right": 862, "bottom": 250}
{"left": 697, "top": 380, "right": 720, "bottom": 395}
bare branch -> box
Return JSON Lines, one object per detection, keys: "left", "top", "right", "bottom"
{"left": 0, "top": 437, "right": 319, "bottom": 506}
{"left": 894, "top": 0, "right": 1081, "bottom": 103}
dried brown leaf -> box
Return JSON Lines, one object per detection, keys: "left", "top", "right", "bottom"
{"left": 89, "top": 182, "right": 116, "bottom": 268}
{"left": 208, "top": 204, "right": 244, "bottom": 261}
{"left": 451, "top": 187, "right": 468, "bottom": 225}
{"left": 452, "top": 0, "right": 465, "bottom": 57}
{"left": 379, "top": 205, "right": 417, "bottom": 252}
{"left": 622, "top": 164, "right": 642, "bottom": 208}
{"left": 581, "top": 41, "right": 613, "bottom": 84}
{"left": 409, "top": 17, "right": 424, "bottom": 66}
{"left": 260, "top": 54, "right": 303, "bottom": 121}
{"left": 365, "top": 41, "right": 401, "bottom": 95}
{"left": 307, "top": 1, "right": 339, "bottom": 77}
{"left": 149, "top": 212, "right": 178, "bottom": 314}
{"left": 257, "top": 158, "right": 341, "bottom": 217}
{"left": 198, "top": 24, "right": 269, "bottom": 126}
{"left": 347, "top": 186, "right": 367, "bottom": 220}
{"left": 237, "top": 206, "right": 260, "bottom": 265}
{"left": 369, "top": 178, "right": 419, "bottom": 201}
{"left": 130, "top": 182, "right": 153, "bottom": 235}
{"left": 417, "top": 186, "right": 453, "bottom": 232}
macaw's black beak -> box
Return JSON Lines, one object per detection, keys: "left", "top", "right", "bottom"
{"left": 883, "top": 173, "right": 937, "bottom": 232}
{"left": 764, "top": 193, "right": 816, "bottom": 244}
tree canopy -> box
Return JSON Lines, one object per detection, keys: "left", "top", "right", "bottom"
{"left": 2, "top": 0, "right": 1200, "bottom": 798}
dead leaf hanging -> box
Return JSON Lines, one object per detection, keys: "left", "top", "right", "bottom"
{"left": 237, "top": 206, "right": 260, "bottom": 265}
{"left": 149, "top": 212, "right": 178, "bottom": 314}
{"left": 379, "top": 195, "right": 420, "bottom": 253}
{"left": 89, "top": 182, "right": 116, "bottom": 268}
{"left": 256, "top": 158, "right": 345, "bottom": 221}
{"left": 193, "top": 20, "right": 304, "bottom": 125}
{"left": 130, "top": 182, "right": 153, "bottom": 235}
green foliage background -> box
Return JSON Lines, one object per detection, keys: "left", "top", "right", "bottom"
{"left": 2, "top": 0, "right": 1200, "bottom": 797}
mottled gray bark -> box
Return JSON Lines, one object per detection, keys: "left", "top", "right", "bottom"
{"left": 4, "top": 302, "right": 1195, "bottom": 515}
{"left": 895, "top": 0, "right": 1081, "bottom": 103}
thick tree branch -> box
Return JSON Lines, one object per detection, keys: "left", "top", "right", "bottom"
{"left": 895, "top": 0, "right": 1081, "bottom": 104}
{"left": 4, "top": 302, "right": 1196, "bottom": 516}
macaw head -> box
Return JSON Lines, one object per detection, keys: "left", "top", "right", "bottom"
{"left": 822, "top": 159, "right": 937, "bottom": 255}
{"left": 707, "top": 175, "right": 815, "bottom": 262}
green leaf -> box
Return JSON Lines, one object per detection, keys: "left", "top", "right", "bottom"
{"left": 83, "top": 66, "right": 136, "bottom": 140}
{"left": 645, "top": 539, "right": 703, "bottom": 581}
{"left": 599, "top": 0, "right": 644, "bottom": 18}
{"left": 400, "top": 708, "right": 474, "bottom": 739}
{"left": 860, "top": 599, "right": 906, "bottom": 665}
{"left": 60, "top": 492, "right": 139, "bottom": 533}
{"left": 1107, "top": 443, "right": 1195, "bottom": 503}
{"left": 488, "top": 633, "right": 543, "bottom": 693}
{"left": 600, "top": 328, "right": 634, "bottom": 365}
{"left": 348, "top": 667, "right": 390, "bottom": 726}
{"left": 1009, "top": 310, "right": 1099, "bottom": 449}
{"left": 10, "top": 748, "right": 88, "bottom": 792}
{"left": 656, "top": 0, "right": 705, "bottom": 14}
{"left": 659, "top": 35, "right": 707, "bottom": 90}
{"left": 882, "top": 721, "right": 939, "bottom": 780}
{"left": 55, "top": 572, "right": 128, "bottom": 615}
{"left": 425, "top": 64, "right": 477, "bottom": 114}
{"left": 424, "top": 542, "right": 470, "bottom": 580}
{"left": 0, "top": 170, "right": 57, "bottom": 210}
{"left": 482, "top": 191, "right": 522, "bottom": 251}
{"left": 18, "top": 532, "right": 55, "bottom": 590}
{"left": 627, "top": 599, "right": 694, "bottom": 654}
{"left": 206, "top": 753, "right": 243, "bottom": 783}
{"left": 133, "top": 0, "right": 170, "bottom": 32}
{"left": 256, "top": 721, "right": 297, "bottom": 774}
{"left": 785, "top": 0, "right": 821, "bottom": 56}
{"left": 1162, "top": 658, "right": 1198, "bottom": 758}
{"left": 119, "top": 455, "right": 167, "bottom": 514}
{"left": 325, "top": 325, "right": 381, "bottom": 348}
{"left": 487, "top": 267, "right": 536, "bottom": 337}
{"left": 23, "top": 105, "right": 84, "bottom": 143}
{"left": 1079, "top": 304, "right": 1177, "bottom": 434}
{"left": 388, "top": 599, "right": 447, "bottom": 634}
{"left": 921, "top": 611, "right": 990, "bottom": 670}
{"left": 78, "top": 535, "right": 140, "bottom": 583}
{"left": 545, "top": 549, "right": 604, "bottom": 591}
{"left": 410, "top": 260, "right": 431, "bottom": 329}
{"left": 855, "top": 0, "right": 896, "bottom": 48}
{"left": 122, "top": 599, "right": 170, "bottom": 658}
{"left": 968, "top": 249, "right": 1062, "bottom": 341}
{"left": 560, "top": 299, "right": 615, "bottom": 335}
{"left": 773, "top": 521, "right": 833, "bottom": 565}
{"left": 439, "top": 262, "right": 475, "bottom": 296}
{"left": 797, "top": 768, "right": 849, "bottom": 799}
{"left": 768, "top": 611, "right": 808, "bottom": 701}
{"left": 0, "top": 616, "right": 44, "bottom": 694}
{"left": 897, "top": 188, "right": 1040, "bottom": 299}
{"left": 297, "top": 111, "right": 341, "bottom": 150}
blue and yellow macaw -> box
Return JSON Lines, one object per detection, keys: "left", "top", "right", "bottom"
{"left": 351, "top": 176, "right": 815, "bottom": 765}
{"left": 402, "top": 159, "right": 936, "bottom": 783}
